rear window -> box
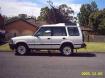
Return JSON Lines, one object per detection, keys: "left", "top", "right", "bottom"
{"left": 68, "top": 27, "right": 79, "bottom": 36}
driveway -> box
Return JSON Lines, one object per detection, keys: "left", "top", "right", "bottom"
{"left": 0, "top": 52, "right": 105, "bottom": 78}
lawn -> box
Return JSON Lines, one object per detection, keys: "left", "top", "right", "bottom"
{"left": 0, "top": 42, "right": 105, "bottom": 52}
{"left": 78, "top": 42, "right": 105, "bottom": 52}
{"left": 0, "top": 43, "right": 11, "bottom": 52}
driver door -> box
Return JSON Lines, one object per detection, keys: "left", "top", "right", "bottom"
{"left": 34, "top": 27, "right": 52, "bottom": 49}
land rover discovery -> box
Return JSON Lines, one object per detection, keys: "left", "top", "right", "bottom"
{"left": 9, "top": 23, "right": 86, "bottom": 56}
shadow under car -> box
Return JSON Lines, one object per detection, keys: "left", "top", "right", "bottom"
{"left": 15, "top": 51, "right": 96, "bottom": 57}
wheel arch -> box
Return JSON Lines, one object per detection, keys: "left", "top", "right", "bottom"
{"left": 60, "top": 42, "right": 74, "bottom": 49}
{"left": 15, "top": 42, "right": 29, "bottom": 49}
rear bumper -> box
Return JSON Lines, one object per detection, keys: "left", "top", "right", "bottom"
{"left": 81, "top": 43, "right": 86, "bottom": 48}
{"left": 74, "top": 43, "right": 86, "bottom": 49}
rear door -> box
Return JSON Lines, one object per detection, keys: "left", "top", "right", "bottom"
{"left": 51, "top": 27, "right": 67, "bottom": 49}
{"left": 67, "top": 27, "right": 82, "bottom": 45}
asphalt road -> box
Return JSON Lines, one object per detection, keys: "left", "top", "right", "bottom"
{"left": 0, "top": 52, "right": 105, "bottom": 78}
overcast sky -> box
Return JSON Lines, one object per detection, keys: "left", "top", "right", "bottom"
{"left": 0, "top": 0, "right": 105, "bottom": 17}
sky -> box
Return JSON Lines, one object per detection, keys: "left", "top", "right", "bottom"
{"left": 0, "top": 0, "right": 105, "bottom": 17}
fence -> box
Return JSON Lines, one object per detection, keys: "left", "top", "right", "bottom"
{"left": 85, "top": 35, "right": 105, "bottom": 42}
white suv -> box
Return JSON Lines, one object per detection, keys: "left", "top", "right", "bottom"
{"left": 9, "top": 23, "right": 86, "bottom": 56}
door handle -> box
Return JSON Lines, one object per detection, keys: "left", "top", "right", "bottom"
{"left": 47, "top": 38, "right": 50, "bottom": 40}
{"left": 63, "top": 37, "right": 66, "bottom": 39}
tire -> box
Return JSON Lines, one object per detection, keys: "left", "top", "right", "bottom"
{"left": 15, "top": 44, "right": 29, "bottom": 55}
{"left": 60, "top": 45, "right": 73, "bottom": 56}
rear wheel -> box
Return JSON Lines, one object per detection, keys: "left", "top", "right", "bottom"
{"left": 60, "top": 45, "right": 73, "bottom": 56}
{"left": 15, "top": 44, "right": 29, "bottom": 55}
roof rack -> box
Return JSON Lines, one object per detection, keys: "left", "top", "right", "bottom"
{"left": 42, "top": 23, "right": 65, "bottom": 26}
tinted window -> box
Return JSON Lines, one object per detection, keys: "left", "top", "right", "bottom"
{"left": 52, "top": 27, "right": 67, "bottom": 36}
{"left": 68, "top": 27, "right": 79, "bottom": 36}
{"left": 35, "top": 27, "right": 51, "bottom": 36}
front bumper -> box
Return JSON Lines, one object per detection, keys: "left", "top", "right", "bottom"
{"left": 9, "top": 44, "right": 16, "bottom": 50}
{"left": 9, "top": 39, "right": 16, "bottom": 50}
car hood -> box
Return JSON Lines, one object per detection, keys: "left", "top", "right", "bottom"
{"left": 12, "top": 36, "right": 35, "bottom": 40}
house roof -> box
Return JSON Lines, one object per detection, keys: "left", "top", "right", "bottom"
{"left": 5, "top": 19, "right": 38, "bottom": 28}
{"left": 25, "top": 18, "right": 36, "bottom": 26}
{"left": 35, "top": 21, "right": 48, "bottom": 26}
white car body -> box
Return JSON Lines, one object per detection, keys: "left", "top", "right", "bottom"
{"left": 9, "top": 23, "right": 86, "bottom": 55}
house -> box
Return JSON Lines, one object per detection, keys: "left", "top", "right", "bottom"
{"left": 5, "top": 19, "right": 38, "bottom": 40}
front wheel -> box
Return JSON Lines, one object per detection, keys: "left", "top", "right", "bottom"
{"left": 15, "top": 44, "right": 29, "bottom": 55}
{"left": 60, "top": 45, "right": 73, "bottom": 56}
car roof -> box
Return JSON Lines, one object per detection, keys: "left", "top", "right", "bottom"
{"left": 41, "top": 23, "right": 79, "bottom": 27}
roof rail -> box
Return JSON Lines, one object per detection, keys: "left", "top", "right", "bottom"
{"left": 42, "top": 23, "right": 78, "bottom": 27}
{"left": 42, "top": 23, "right": 65, "bottom": 26}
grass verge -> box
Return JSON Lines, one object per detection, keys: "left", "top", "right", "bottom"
{"left": 78, "top": 42, "right": 105, "bottom": 52}
{"left": 0, "top": 43, "right": 11, "bottom": 52}
{"left": 0, "top": 42, "right": 105, "bottom": 52}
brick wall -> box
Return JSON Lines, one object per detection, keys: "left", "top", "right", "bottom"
{"left": 5, "top": 20, "right": 37, "bottom": 40}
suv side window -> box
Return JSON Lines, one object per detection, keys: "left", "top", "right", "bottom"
{"left": 68, "top": 27, "right": 79, "bottom": 36}
{"left": 52, "top": 27, "right": 67, "bottom": 36}
{"left": 35, "top": 27, "right": 51, "bottom": 36}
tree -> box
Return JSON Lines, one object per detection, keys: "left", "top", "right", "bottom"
{"left": 97, "top": 10, "right": 105, "bottom": 35}
{"left": 39, "top": 7, "right": 50, "bottom": 21}
{"left": 0, "top": 15, "right": 4, "bottom": 30}
{"left": 58, "top": 4, "right": 75, "bottom": 23}
{"left": 98, "top": 18, "right": 105, "bottom": 34}
{"left": 91, "top": 1, "right": 98, "bottom": 12}
{"left": 89, "top": 9, "right": 105, "bottom": 34}
{"left": 89, "top": 11, "right": 101, "bottom": 31}
{"left": 37, "top": 1, "right": 75, "bottom": 24}
{"left": 78, "top": 1, "right": 98, "bottom": 27}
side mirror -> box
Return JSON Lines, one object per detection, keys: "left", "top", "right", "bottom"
{"left": 35, "top": 33, "right": 40, "bottom": 37}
